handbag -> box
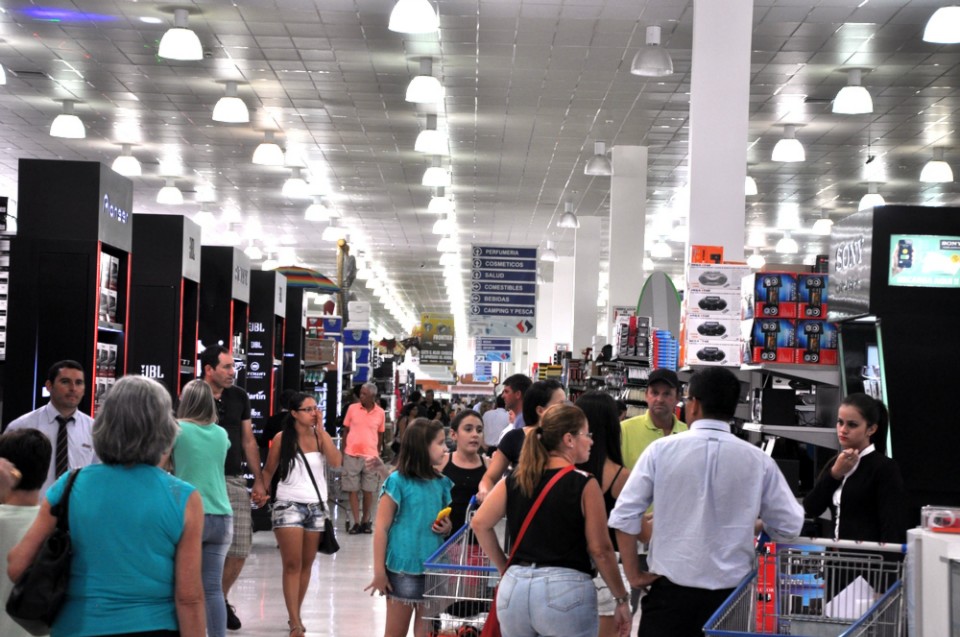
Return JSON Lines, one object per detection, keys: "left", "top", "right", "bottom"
{"left": 6, "top": 468, "right": 82, "bottom": 636}
{"left": 480, "top": 464, "right": 575, "bottom": 637}
{"left": 299, "top": 433, "right": 340, "bottom": 555}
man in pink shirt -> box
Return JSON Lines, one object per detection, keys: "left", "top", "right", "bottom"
{"left": 342, "top": 382, "right": 385, "bottom": 534}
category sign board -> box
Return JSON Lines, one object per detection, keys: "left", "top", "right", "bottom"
{"left": 474, "top": 362, "right": 493, "bottom": 382}
{"left": 469, "top": 245, "right": 537, "bottom": 337}
{"left": 475, "top": 336, "right": 512, "bottom": 362}
{"left": 420, "top": 312, "right": 454, "bottom": 366}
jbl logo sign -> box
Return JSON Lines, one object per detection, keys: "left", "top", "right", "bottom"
{"left": 140, "top": 365, "right": 165, "bottom": 379}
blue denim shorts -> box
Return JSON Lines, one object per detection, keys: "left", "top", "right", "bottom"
{"left": 271, "top": 500, "right": 327, "bottom": 531}
{"left": 387, "top": 569, "right": 426, "bottom": 604}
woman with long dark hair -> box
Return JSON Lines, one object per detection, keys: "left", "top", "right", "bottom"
{"left": 472, "top": 404, "right": 631, "bottom": 637}
{"left": 262, "top": 393, "right": 342, "bottom": 637}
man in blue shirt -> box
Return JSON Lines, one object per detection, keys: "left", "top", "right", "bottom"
{"left": 609, "top": 366, "right": 803, "bottom": 637}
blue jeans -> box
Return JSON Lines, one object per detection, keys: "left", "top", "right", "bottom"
{"left": 496, "top": 565, "right": 597, "bottom": 637}
{"left": 203, "top": 514, "right": 233, "bottom": 637}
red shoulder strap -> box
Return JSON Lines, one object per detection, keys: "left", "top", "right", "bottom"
{"left": 506, "top": 464, "right": 575, "bottom": 565}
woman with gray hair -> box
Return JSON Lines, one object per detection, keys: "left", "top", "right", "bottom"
{"left": 172, "top": 379, "right": 233, "bottom": 637}
{"left": 8, "top": 376, "right": 205, "bottom": 637}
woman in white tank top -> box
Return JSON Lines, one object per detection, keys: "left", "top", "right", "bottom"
{"left": 262, "top": 393, "right": 342, "bottom": 637}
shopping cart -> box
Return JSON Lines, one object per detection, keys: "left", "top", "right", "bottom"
{"left": 423, "top": 499, "right": 500, "bottom": 637}
{"left": 704, "top": 537, "right": 906, "bottom": 637}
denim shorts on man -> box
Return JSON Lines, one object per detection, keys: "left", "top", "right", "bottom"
{"left": 271, "top": 500, "right": 327, "bottom": 531}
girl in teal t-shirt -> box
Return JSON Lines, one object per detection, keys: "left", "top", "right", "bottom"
{"left": 365, "top": 418, "right": 453, "bottom": 637}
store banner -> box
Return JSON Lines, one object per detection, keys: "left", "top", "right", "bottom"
{"left": 474, "top": 362, "right": 493, "bottom": 382}
{"left": 420, "top": 312, "right": 455, "bottom": 366}
{"left": 468, "top": 245, "right": 538, "bottom": 337}
{"left": 475, "top": 336, "right": 511, "bottom": 362}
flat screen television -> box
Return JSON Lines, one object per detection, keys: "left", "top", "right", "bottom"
{"left": 888, "top": 234, "right": 960, "bottom": 289}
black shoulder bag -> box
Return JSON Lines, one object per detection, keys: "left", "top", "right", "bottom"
{"left": 7, "top": 468, "right": 82, "bottom": 636}
{"left": 298, "top": 433, "right": 340, "bottom": 555}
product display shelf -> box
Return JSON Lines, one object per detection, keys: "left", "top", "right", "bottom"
{"left": 247, "top": 270, "right": 287, "bottom": 435}
{"left": 741, "top": 423, "right": 839, "bottom": 450}
{"left": 199, "top": 246, "right": 252, "bottom": 387}
{"left": 740, "top": 363, "right": 840, "bottom": 387}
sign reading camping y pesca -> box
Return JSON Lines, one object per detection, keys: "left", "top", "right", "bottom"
{"left": 469, "top": 246, "right": 538, "bottom": 338}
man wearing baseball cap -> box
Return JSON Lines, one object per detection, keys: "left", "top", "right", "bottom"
{"left": 621, "top": 368, "right": 686, "bottom": 470}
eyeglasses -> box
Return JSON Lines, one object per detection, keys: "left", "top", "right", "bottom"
{"left": 574, "top": 430, "right": 593, "bottom": 439}
{"left": 295, "top": 407, "right": 318, "bottom": 414}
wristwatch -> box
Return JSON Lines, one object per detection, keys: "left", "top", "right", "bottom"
{"left": 614, "top": 594, "right": 629, "bottom": 606}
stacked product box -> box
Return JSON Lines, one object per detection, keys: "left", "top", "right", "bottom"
{"left": 614, "top": 315, "right": 651, "bottom": 361}
{"left": 98, "top": 253, "right": 120, "bottom": 324}
{"left": 682, "top": 263, "right": 750, "bottom": 367}
{"left": 94, "top": 342, "right": 118, "bottom": 409}
{"left": 0, "top": 237, "right": 9, "bottom": 358}
{"left": 651, "top": 330, "right": 679, "bottom": 371}
{"left": 343, "top": 328, "right": 371, "bottom": 384}
{"left": 347, "top": 300, "right": 371, "bottom": 328}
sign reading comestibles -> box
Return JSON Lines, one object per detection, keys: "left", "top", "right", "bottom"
{"left": 469, "top": 245, "right": 537, "bottom": 338}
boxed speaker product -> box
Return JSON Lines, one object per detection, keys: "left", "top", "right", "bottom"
{"left": 615, "top": 315, "right": 651, "bottom": 360}
{"left": 99, "top": 288, "right": 109, "bottom": 322}
{"left": 797, "top": 274, "right": 828, "bottom": 318}
{"left": 681, "top": 338, "right": 742, "bottom": 367}
{"left": 741, "top": 272, "right": 798, "bottom": 319}
{"left": 686, "top": 263, "right": 752, "bottom": 292}
{"left": 105, "top": 289, "right": 118, "bottom": 324}
{"left": 105, "top": 343, "right": 118, "bottom": 376}
{"left": 746, "top": 319, "right": 798, "bottom": 364}
{"left": 108, "top": 255, "right": 119, "bottom": 291}
{"left": 684, "top": 316, "right": 741, "bottom": 341}
{"left": 796, "top": 320, "right": 838, "bottom": 365}
{"left": 686, "top": 289, "right": 742, "bottom": 316}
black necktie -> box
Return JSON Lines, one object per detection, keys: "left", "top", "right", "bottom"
{"left": 55, "top": 416, "right": 72, "bottom": 477}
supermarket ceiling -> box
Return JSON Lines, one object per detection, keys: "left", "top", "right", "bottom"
{"left": 0, "top": 0, "right": 956, "bottom": 335}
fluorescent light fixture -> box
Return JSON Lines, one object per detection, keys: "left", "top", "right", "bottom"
{"left": 432, "top": 216, "right": 454, "bottom": 235}
{"left": 212, "top": 81, "right": 249, "bottom": 123}
{"left": 252, "top": 131, "right": 285, "bottom": 166}
{"left": 158, "top": 8, "right": 203, "bottom": 61}
{"left": 923, "top": 6, "right": 960, "bottom": 43}
{"left": 776, "top": 231, "right": 799, "bottom": 254}
{"left": 650, "top": 240, "right": 672, "bottom": 259}
{"left": 414, "top": 114, "right": 448, "bottom": 155}
{"left": 540, "top": 240, "right": 559, "bottom": 262}
{"left": 747, "top": 250, "right": 766, "bottom": 270}
{"left": 140, "top": 16, "right": 163, "bottom": 24}
{"left": 745, "top": 175, "right": 758, "bottom": 196}
{"left": 244, "top": 243, "right": 263, "bottom": 260}
{"left": 812, "top": 211, "right": 834, "bottom": 236}
{"left": 858, "top": 183, "right": 886, "bottom": 211}
{"left": 406, "top": 58, "right": 444, "bottom": 104}
{"left": 157, "top": 178, "right": 183, "bottom": 205}
{"left": 282, "top": 167, "right": 311, "bottom": 199}
{"left": 428, "top": 187, "right": 454, "bottom": 214}
{"left": 920, "top": 147, "right": 954, "bottom": 183}
{"left": 422, "top": 159, "right": 451, "bottom": 187}
{"left": 584, "top": 141, "right": 612, "bottom": 176}
{"left": 389, "top": 0, "right": 439, "bottom": 34}
{"left": 772, "top": 125, "right": 805, "bottom": 162}
{"left": 833, "top": 69, "right": 873, "bottom": 114}
{"left": 630, "top": 26, "right": 674, "bottom": 77}
{"left": 111, "top": 144, "right": 141, "bottom": 177}
{"left": 304, "top": 197, "right": 334, "bottom": 222}
{"left": 50, "top": 100, "right": 85, "bottom": 139}
{"left": 557, "top": 201, "right": 580, "bottom": 229}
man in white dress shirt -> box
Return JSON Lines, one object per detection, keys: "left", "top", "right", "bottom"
{"left": 5, "top": 360, "right": 98, "bottom": 498}
{"left": 609, "top": 366, "right": 804, "bottom": 637}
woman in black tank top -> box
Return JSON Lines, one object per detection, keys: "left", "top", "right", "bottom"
{"left": 437, "top": 410, "right": 486, "bottom": 532}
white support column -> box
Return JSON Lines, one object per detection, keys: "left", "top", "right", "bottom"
{"left": 573, "top": 217, "right": 601, "bottom": 355}
{"left": 686, "top": 0, "right": 753, "bottom": 260}
{"left": 551, "top": 257, "right": 575, "bottom": 354}
{"left": 608, "top": 145, "right": 648, "bottom": 343}
{"left": 535, "top": 281, "right": 555, "bottom": 365}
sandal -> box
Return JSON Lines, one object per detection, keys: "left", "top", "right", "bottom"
{"left": 288, "top": 620, "right": 305, "bottom": 636}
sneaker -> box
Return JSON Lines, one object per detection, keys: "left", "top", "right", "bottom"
{"left": 361, "top": 521, "right": 373, "bottom": 534}
{"left": 348, "top": 523, "right": 361, "bottom": 535}
{"left": 225, "top": 600, "right": 241, "bottom": 630}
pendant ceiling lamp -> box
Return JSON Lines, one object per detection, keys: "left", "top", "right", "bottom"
{"left": 811, "top": 210, "right": 834, "bottom": 236}
{"left": 923, "top": 6, "right": 960, "bottom": 43}
{"left": 858, "top": 183, "right": 886, "bottom": 211}
{"left": 415, "top": 114, "right": 449, "bottom": 155}
{"left": 747, "top": 249, "right": 766, "bottom": 270}
{"left": 243, "top": 243, "right": 263, "bottom": 261}
{"left": 252, "top": 131, "right": 285, "bottom": 166}
{"left": 406, "top": 58, "right": 444, "bottom": 104}
{"left": 321, "top": 220, "right": 347, "bottom": 242}
{"left": 212, "top": 81, "right": 249, "bottom": 123}
{"left": 422, "top": 158, "right": 451, "bottom": 187}
{"left": 630, "top": 26, "right": 674, "bottom": 77}
{"left": 158, "top": 8, "right": 203, "bottom": 61}
{"left": 389, "top": 0, "right": 439, "bottom": 34}
{"left": 111, "top": 144, "right": 141, "bottom": 177}
{"left": 920, "top": 147, "right": 954, "bottom": 183}
{"left": 432, "top": 215, "right": 455, "bottom": 235}
{"left": 437, "top": 236, "right": 458, "bottom": 253}
{"left": 775, "top": 231, "right": 799, "bottom": 254}
{"left": 557, "top": 201, "right": 580, "bottom": 229}
{"left": 428, "top": 187, "right": 454, "bottom": 214}
{"left": 157, "top": 179, "right": 183, "bottom": 205}
{"left": 745, "top": 175, "right": 758, "bottom": 196}
{"left": 304, "top": 197, "right": 335, "bottom": 222}
{"left": 282, "top": 167, "right": 311, "bottom": 199}
{"left": 642, "top": 256, "right": 654, "bottom": 271}
{"left": 772, "top": 125, "right": 805, "bottom": 162}
{"left": 832, "top": 69, "right": 873, "bottom": 114}
{"left": 650, "top": 240, "right": 672, "bottom": 259}
{"left": 584, "top": 141, "right": 612, "bottom": 176}
{"left": 0, "top": 64, "right": 6, "bottom": 86}
{"left": 50, "top": 99, "right": 85, "bottom": 139}
{"left": 439, "top": 252, "right": 459, "bottom": 267}
{"left": 540, "top": 240, "right": 559, "bottom": 262}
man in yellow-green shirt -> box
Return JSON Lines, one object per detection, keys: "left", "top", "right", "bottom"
{"left": 621, "top": 369, "right": 687, "bottom": 470}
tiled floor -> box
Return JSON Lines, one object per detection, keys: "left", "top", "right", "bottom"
{"left": 230, "top": 499, "right": 643, "bottom": 636}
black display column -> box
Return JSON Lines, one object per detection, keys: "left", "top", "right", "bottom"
{"left": 128, "top": 214, "right": 202, "bottom": 401}
{"left": 248, "top": 270, "right": 286, "bottom": 433}
{"left": 199, "top": 247, "right": 251, "bottom": 387}
{"left": 283, "top": 286, "right": 307, "bottom": 393}
{"left": 4, "top": 159, "right": 133, "bottom": 424}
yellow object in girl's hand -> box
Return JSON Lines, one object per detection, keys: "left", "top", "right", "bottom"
{"left": 435, "top": 507, "right": 452, "bottom": 523}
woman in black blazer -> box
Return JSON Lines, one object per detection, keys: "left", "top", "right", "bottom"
{"left": 803, "top": 393, "right": 907, "bottom": 544}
